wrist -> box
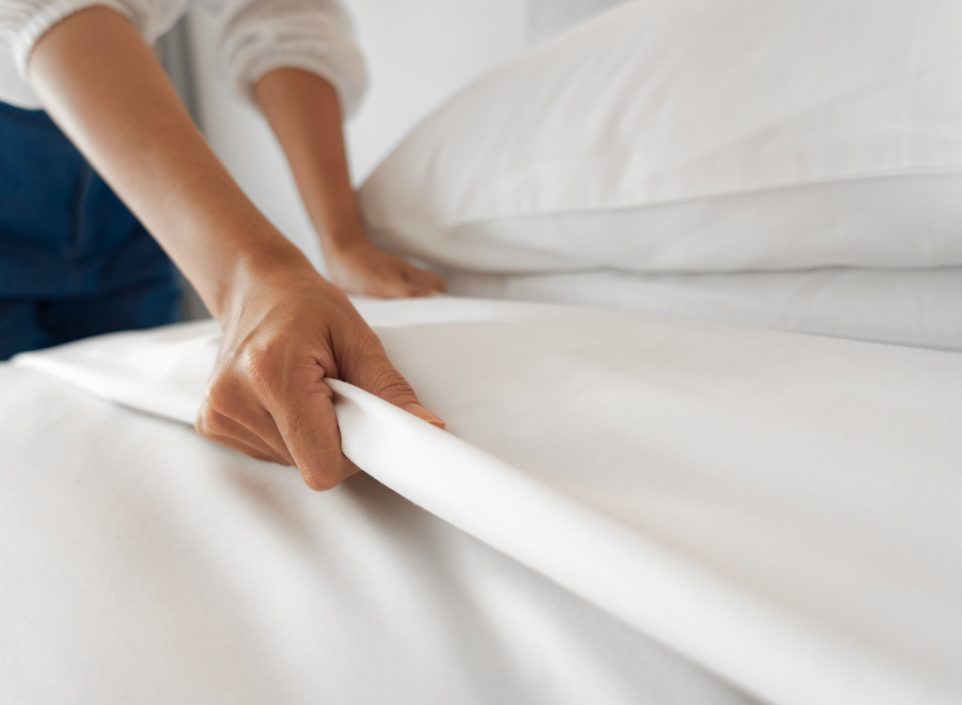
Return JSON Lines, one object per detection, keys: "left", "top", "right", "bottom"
{"left": 321, "top": 228, "right": 376, "bottom": 260}
{"left": 321, "top": 229, "right": 367, "bottom": 256}
{"left": 213, "top": 239, "right": 317, "bottom": 323}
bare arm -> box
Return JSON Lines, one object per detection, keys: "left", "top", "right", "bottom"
{"left": 29, "top": 8, "right": 281, "bottom": 318}
{"left": 254, "top": 68, "right": 445, "bottom": 297}
{"left": 29, "top": 7, "right": 443, "bottom": 489}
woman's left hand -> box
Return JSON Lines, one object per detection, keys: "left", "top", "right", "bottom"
{"left": 252, "top": 69, "right": 446, "bottom": 300}
{"left": 325, "top": 240, "right": 446, "bottom": 298}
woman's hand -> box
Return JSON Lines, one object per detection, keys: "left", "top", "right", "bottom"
{"left": 325, "top": 240, "right": 446, "bottom": 298}
{"left": 196, "top": 255, "right": 445, "bottom": 490}
{"left": 253, "top": 69, "right": 446, "bottom": 299}
{"left": 29, "top": 8, "right": 442, "bottom": 490}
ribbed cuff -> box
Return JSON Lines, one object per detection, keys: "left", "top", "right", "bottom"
{"left": 12, "top": 0, "right": 139, "bottom": 79}
{"left": 226, "top": 20, "right": 369, "bottom": 120}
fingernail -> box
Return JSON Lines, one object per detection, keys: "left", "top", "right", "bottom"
{"left": 405, "top": 403, "right": 446, "bottom": 429}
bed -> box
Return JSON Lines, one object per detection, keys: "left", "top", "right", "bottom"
{"left": 5, "top": 1, "right": 962, "bottom": 702}
{"left": 3, "top": 296, "right": 962, "bottom": 705}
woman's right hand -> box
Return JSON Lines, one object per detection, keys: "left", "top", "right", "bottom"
{"left": 195, "top": 256, "right": 445, "bottom": 490}
{"left": 28, "top": 8, "right": 442, "bottom": 490}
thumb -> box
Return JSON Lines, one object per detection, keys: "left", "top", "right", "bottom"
{"left": 346, "top": 341, "right": 446, "bottom": 430}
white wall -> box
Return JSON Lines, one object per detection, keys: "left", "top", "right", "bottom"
{"left": 187, "top": 0, "right": 525, "bottom": 272}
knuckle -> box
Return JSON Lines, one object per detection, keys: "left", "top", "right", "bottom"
{"left": 373, "top": 368, "right": 414, "bottom": 399}
{"left": 195, "top": 408, "right": 233, "bottom": 442}
{"left": 208, "top": 345, "right": 283, "bottom": 413}
{"left": 354, "top": 327, "right": 385, "bottom": 352}
{"left": 237, "top": 345, "right": 277, "bottom": 385}
{"left": 204, "top": 378, "right": 236, "bottom": 416}
{"left": 195, "top": 404, "right": 228, "bottom": 439}
{"left": 205, "top": 411, "right": 230, "bottom": 435}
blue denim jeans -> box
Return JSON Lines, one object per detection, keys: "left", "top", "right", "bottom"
{"left": 0, "top": 101, "right": 181, "bottom": 360}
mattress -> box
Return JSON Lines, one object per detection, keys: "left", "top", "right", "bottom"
{"left": 4, "top": 296, "right": 961, "bottom": 705}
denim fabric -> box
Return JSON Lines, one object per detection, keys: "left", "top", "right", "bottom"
{"left": 0, "top": 101, "right": 181, "bottom": 358}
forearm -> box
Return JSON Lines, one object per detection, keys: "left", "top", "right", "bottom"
{"left": 27, "top": 7, "right": 310, "bottom": 319}
{"left": 24, "top": 7, "right": 442, "bottom": 486}
{"left": 253, "top": 68, "right": 367, "bottom": 256}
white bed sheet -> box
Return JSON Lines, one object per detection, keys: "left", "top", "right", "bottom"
{"left": 5, "top": 296, "right": 962, "bottom": 705}
{"left": 0, "top": 370, "right": 743, "bottom": 705}
{"left": 444, "top": 267, "right": 962, "bottom": 351}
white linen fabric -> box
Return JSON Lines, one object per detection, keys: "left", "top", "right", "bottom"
{"left": 525, "top": 0, "right": 629, "bottom": 44}
{"left": 360, "top": 0, "right": 962, "bottom": 274}
{"left": 9, "top": 296, "right": 962, "bottom": 705}
{"left": 445, "top": 266, "right": 962, "bottom": 351}
{"left": 0, "top": 0, "right": 366, "bottom": 113}
{"left": 0, "top": 367, "right": 750, "bottom": 705}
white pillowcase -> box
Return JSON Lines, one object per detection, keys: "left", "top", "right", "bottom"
{"left": 360, "top": 0, "right": 962, "bottom": 274}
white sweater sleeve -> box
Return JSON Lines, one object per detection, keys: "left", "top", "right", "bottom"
{"left": 0, "top": 0, "right": 184, "bottom": 108}
{"left": 199, "top": 0, "right": 368, "bottom": 118}
{"left": 0, "top": 0, "right": 367, "bottom": 117}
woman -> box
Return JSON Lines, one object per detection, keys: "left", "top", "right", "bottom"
{"left": 0, "top": 0, "right": 445, "bottom": 489}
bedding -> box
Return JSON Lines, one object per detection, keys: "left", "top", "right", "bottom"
{"left": 0, "top": 364, "right": 744, "bottom": 705}
{"left": 360, "top": 0, "right": 962, "bottom": 274}
{"left": 444, "top": 266, "right": 962, "bottom": 351}
{"left": 6, "top": 296, "right": 962, "bottom": 705}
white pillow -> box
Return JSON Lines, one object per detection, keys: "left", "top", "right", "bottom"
{"left": 359, "top": 0, "right": 962, "bottom": 274}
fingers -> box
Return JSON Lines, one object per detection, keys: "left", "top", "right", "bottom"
{"left": 198, "top": 367, "right": 297, "bottom": 465}
{"left": 373, "top": 275, "right": 422, "bottom": 299}
{"left": 265, "top": 369, "right": 360, "bottom": 491}
{"left": 340, "top": 335, "right": 446, "bottom": 430}
{"left": 366, "top": 263, "right": 445, "bottom": 299}
{"left": 198, "top": 407, "right": 294, "bottom": 465}
{"left": 195, "top": 407, "right": 291, "bottom": 465}
{"left": 199, "top": 350, "right": 357, "bottom": 491}
{"left": 410, "top": 267, "right": 446, "bottom": 294}
{"left": 196, "top": 338, "right": 443, "bottom": 490}
{"left": 400, "top": 264, "right": 446, "bottom": 297}
{"left": 327, "top": 241, "right": 446, "bottom": 299}
{"left": 204, "top": 430, "right": 278, "bottom": 464}
{"left": 193, "top": 268, "right": 444, "bottom": 493}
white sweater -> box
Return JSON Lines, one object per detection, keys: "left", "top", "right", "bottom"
{"left": 0, "top": 0, "right": 367, "bottom": 114}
